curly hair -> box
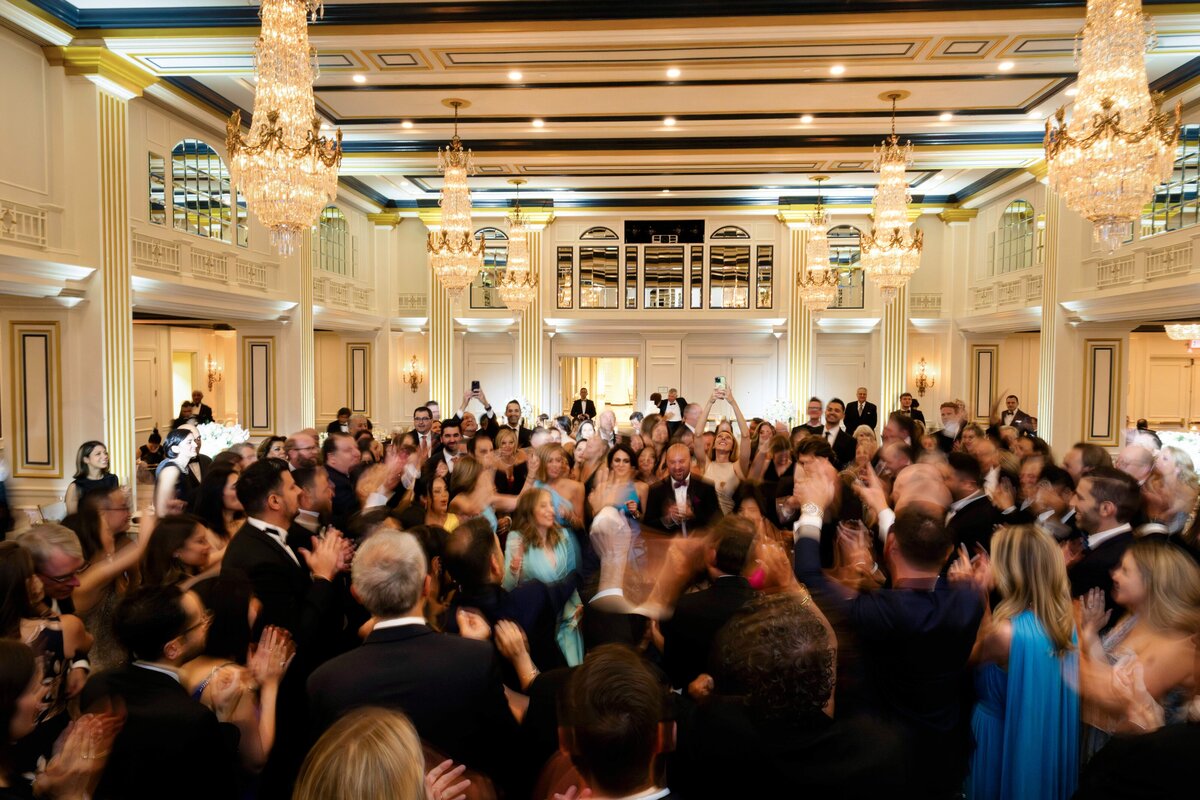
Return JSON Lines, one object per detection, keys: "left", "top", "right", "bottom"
{"left": 715, "top": 593, "right": 833, "bottom": 720}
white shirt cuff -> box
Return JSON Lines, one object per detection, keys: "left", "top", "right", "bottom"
{"left": 793, "top": 514, "right": 823, "bottom": 541}
{"left": 365, "top": 491, "right": 390, "bottom": 509}
{"left": 877, "top": 508, "right": 895, "bottom": 544}
{"left": 590, "top": 588, "right": 625, "bottom": 603}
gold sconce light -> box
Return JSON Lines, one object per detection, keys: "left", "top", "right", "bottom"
{"left": 914, "top": 357, "right": 936, "bottom": 397}
{"left": 404, "top": 354, "right": 425, "bottom": 394}
{"left": 205, "top": 353, "right": 224, "bottom": 391}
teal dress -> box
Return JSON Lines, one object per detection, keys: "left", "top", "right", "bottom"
{"left": 534, "top": 481, "right": 577, "bottom": 530}
{"left": 502, "top": 527, "right": 584, "bottom": 666}
{"left": 966, "top": 611, "right": 1080, "bottom": 800}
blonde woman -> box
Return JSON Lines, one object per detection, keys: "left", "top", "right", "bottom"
{"left": 1149, "top": 445, "right": 1199, "bottom": 533}
{"left": 492, "top": 427, "right": 528, "bottom": 496}
{"left": 447, "top": 454, "right": 515, "bottom": 537}
{"left": 955, "top": 525, "right": 1080, "bottom": 800}
{"left": 531, "top": 443, "right": 585, "bottom": 530}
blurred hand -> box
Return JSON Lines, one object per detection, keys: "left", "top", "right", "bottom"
{"left": 425, "top": 759, "right": 471, "bottom": 800}
{"left": 794, "top": 457, "right": 837, "bottom": 510}
{"left": 851, "top": 463, "right": 889, "bottom": 515}
{"left": 494, "top": 620, "right": 529, "bottom": 662}
{"left": 1080, "top": 587, "right": 1111, "bottom": 637}
{"left": 248, "top": 626, "right": 295, "bottom": 688}
{"left": 208, "top": 667, "right": 245, "bottom": 722}
{"left": 456, "top": 608, "right": 491, "bottom": 641}
{"left": 299, "top": 529, "right": 343, "bottom": 582}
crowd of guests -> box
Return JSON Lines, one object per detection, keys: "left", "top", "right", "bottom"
{"left": 0, "top": 381, "right": 1197, "bottom": 799}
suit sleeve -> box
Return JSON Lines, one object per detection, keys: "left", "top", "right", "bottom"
{"left": 239, "top": 557, "right": 341, "bottom": 660}
{"left": 794, "top": 522, "right": 856, "bottom": 618}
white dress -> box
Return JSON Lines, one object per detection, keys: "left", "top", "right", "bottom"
{"left": 704, "top": 460, "right": 740, "bottom": 515}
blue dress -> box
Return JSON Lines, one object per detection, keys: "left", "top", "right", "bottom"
{"left": 534, "top": 481, "right": 577, "bottom": 530}
{"left": 966, "top": 611, "right": 1080, "bottom": 800}
{"left": 502, "top": 527, "right": 584, "bottom": 666}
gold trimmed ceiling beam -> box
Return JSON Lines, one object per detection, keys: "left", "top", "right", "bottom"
{"left": 44, "top": 45, "right": 158, "bottom": 99}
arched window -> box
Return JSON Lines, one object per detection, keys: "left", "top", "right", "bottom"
{"left": 314, "top": 206, "right": 349, "bottom": 274}
{"left": 470, "top": 227, "right": 509, "bottom": 309}
{"left": 710, "top": 225, "right": 751, "bottom": 240}
{"left": 580, "top": 226, "right": 619, "bottom": 240}
{"left": 170, "top": 139, "right": 247, "bottom": 247}
{"left": 993, "top": 200, "right": 1035, "bottom": 274}
{"left": 827, "top": 225, "right": 865, "bottom": 310}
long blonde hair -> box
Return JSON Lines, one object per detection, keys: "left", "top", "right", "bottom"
{"left": 1128, "top": 538, "right": 1200, "bottom": 635}
{"left": 534, "top": 443, "right": 569, "bottom": 483}
{"left": 294, "top": 707, "right": 425, "bottom": 800}
{"left": 991, "top": 524, "right": 1075, "bottom": 654}
{"left": 511, "top": 487, "right": 563, "bottom": 550}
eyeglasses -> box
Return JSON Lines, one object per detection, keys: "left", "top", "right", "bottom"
{"left": 181, "top": 610, "right": 214, "bottom": 636}
{"left": 41, "top": 562, "right": 91, "bottom": 584}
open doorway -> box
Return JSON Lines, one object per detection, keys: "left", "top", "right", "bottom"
{"left": 559, "top": 357, "right": 638, "bottom": 426}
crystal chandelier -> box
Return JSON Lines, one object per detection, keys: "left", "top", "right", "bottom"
{"left": 861, "top": 92, "right": 923, "bottom": 305}
{"left": 226, "top": 0, "right": 341, "bottom": 256}
{"left": 1165, "top": 324, "right": 1200, "bottom": 341}
{"left": 497, "top": 179, "right": 538, "bottom": 312}
{"left": 1045, "top": 0, "right": 1181, "bottom": 252}
{"left": 428, "top": 99, "right": 485, "bottom": 300}
{"left": 798, "top": 176, "right": 841, "bottom": 313}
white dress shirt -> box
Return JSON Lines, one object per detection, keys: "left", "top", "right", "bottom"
{"left": 1087, "top": 522, "right": 1132, "bottom": 551}
{"left": 663, "top": 400, "right": 682, "bottom": 421}
{"left": 672, "top": 475, "right": 690, "bottom": 535}
{"left": 246, "top": 516, "right": 301, "bottom": 567}
{"left": 945, "top": 491, "right": 987, "bottom": 524}
{"left": 372, "top": 616, "right": 428, "bottom": 631}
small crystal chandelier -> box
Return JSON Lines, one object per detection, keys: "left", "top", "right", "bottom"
{"left": 427, "top": 99, "right": 485, "bottom": 300}
{"left": 1045, "top": 0, "right": 1181, "bottom": 252}
{"left": 226, "top": 0, "right": 342, "bottom": 256}
{"left": 861, "top": 92, "right": 923, "bottom": 305}
{"left": 798, "top": 176, "right": 841, "bottom": 313}
{"left": 1165, "top": 323, "right": 1200, "bottom": 341}
{"left": 497, "top": 178, "right": 538, "bottom": 312}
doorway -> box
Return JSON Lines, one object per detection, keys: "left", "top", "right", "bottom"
{"left": 559, "top": 357, "right": 638, "bottom": 426}
{"left": 171, "top": 351, "right": 197, "bottom": 416}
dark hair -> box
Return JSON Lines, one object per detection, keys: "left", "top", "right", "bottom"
{"left": 162, "top": 428, "right": 194, "bottom": 460}
{"left": 948, "top": 451, "right": 983, "bottom": 486}
{"left": 795, "top": 437, "right": 836, "bottom": 466}
{"left": 0, "top": 543, "right": 38, "bottom": 639}
{"left": 256, "top": 436, "right": 287, "bottom": 462}
{"left": 710, "top": 516, "right": 756, "bottom": 576}
{"left": 73, "top": 440, "right": 109, "bottom": 480}
{"left": 886, "top": 411, "right": 916, "bottom": 443}
{"left": 192, "top": 464, "right": 241, "bottom": 542}
{"left": 344, "top": 507, "right": 397, "bottom": 542}
{"left": 827, "top": 397, "right": 845, "bottom": 411}
{"left": 114, "top": 585, "right": 188, "bottom": 661}
{"left": 649, "top": 393, "right": 662, "bottom": 404}
{"left": 405, "top": 524, "right": 449, "bottom": 577}
{"left": 235, "top": 458, "right": 291, "bottom": 517}
{"left": 322, "top": 431, "right": 353, "bottom": 462}
{"left": 441, "top": 517, "right": 497, "bottom": 591}
{"left": 290, "top": 466, "right": 321, "bottom": 494}
{"left": 1039, "top": 464, "right": 1075, "bottom": 493}
{"left": 883, "top": 441, "right": 916, "bottom": 465}
{"left": 140, "top": 514, "right": 205, "bottom": 588}
{"left": 1027, "top": 436, "right": 1052, "bottom": 457}
{"left": 808, "top": 396, "right": 822, "bottom": 405}
{"left": 203, "top": 575, "right": 254, "bottom": 663}
{"left": 148, "top": 429, "right": 162, "bottom": 445}
{"left": 606, "top": 443, "right": 636, "bottom": 469}
{"left": 71, "top": 485, "right": 125, "bottom": 561}
{"left": 900, "top": 392, "right": 913, "bottom": 400}
{"left": 716, "top": 593, "right": 833, "bottom": 720}
{"left": 336, "top": 407, "right": 351, "bottom": 418}
{"left": 1081, "top": 467, "right": 1141, "bottom": 524}
{"left": 564, "top": 645, "right": 665, "bottom": 797}
{"left": 733, "top": 481, "right": 773, "bottom": 520}
{"left": 0, "top": 639, "right": 37, "bottom": 777}
{"left": 891, "top": 506, "right": 953, "bottom": 570}
{"left": 1071, "top": 442, "right": 1113, "bottom": 475}
{"left": 1006, "top": 395, "right": 1019, "bottom": 403}
{"left": 413, "top": 407, "right": 432, "bottom": 420}
{"left": 465, "top": 435, "right": 490, "bottom": 455}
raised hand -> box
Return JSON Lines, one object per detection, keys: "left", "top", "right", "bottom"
{"left": 755, "top": 539, "right": 797, "bottom": 593}
{"left": 1080, "top": 587, "right": 1111, "bottom": 636}
{"left": 794, "top": 456, "right": 838, "bottom": 511}
{"left": 456, "top": 608, "right": 492, "bottom": 641}
{"left": 35, "top": 712, "right": 122, "bottom": 799}
{"left": 948, "top": 543, "right": 974, "bottom": 585}
{"left": 494, "top": 620, "right": 529, "bottom": 662}
{"left": 249, "top": 625, "right": 295, "bottom": 688}
{"left": 298, "top": 529, "right": 344, "bottom": 582}
{"left": 509, "top": 537, "right": 524, "bottom": 576}
{"left": 425, "top": 759, "right": 471, "bottom": 800}
{"left": 851, "top": 462, "right": 889, "bottom": 515}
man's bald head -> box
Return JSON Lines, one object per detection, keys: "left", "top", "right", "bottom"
{"left": 892, "top": 463, "right": 951, "bottom": 511}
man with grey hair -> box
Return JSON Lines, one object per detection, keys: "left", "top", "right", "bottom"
{"left": 306, "top": 531, "right": 518, "bottom": 788}
{"left": 17, "top": 522, "right": 86, "bottom": 615}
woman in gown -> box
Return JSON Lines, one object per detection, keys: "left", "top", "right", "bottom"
{"left": 690, "top": 387, "right": 751, "bottom": 515}
{"left": 957, "top": 524, "right": 1080, "bottom": 800}
{"left": 530, "top": 444, "right": 585, "bottom": 532}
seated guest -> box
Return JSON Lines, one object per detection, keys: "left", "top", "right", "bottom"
{"left": 307, "top": 531, "right": 517, "bottom": 790}
{"left": 322, "top": 432, "right": 361, "bottom": 532}
{"left": 138, "top": 428, "right": 165, "bottom": 468}
{"left": 80, "top": 586, "right": 239, "bottom": 799}
{"left": 645, "top": 443, "right": 722, "bottom": 535}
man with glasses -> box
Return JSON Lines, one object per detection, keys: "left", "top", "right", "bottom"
{"left": 285, "top": 432, "right": 320, "bottom": 470}
{"left": 18, "top": 522, "right": 87, "bottom": 615}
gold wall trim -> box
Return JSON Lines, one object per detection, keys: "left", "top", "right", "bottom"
{"left": 429, "top": 279, "right": 453, "bottom": 412}
{"left": 242, "top": 336, "right": 278, "bottom": 435}
{"left": 44, "top": 46, "right": 158, "bottom": 97}
{"left": 347, "top": 342, "right": 373, "bottom": 416}
{"left": 880, "top": 286, "right": 909, "bottom": 418}
{"left": 1036, "top": 188, "right": 1061, "bottom": 446}
{"left": 9, "top": 321, "right": 63, "bottom": 479}
{"left": 1083, "top": 339, "right": 1123, "bottom": 447}
{"left": 786, "top": 228, "right": 813, "bottom": 411}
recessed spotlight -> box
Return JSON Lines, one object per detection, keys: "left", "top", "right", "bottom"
{"left": 662, "top": 189, "right": 671, "bottom": 194}
{"left": 1027, "top": 109, "right": 1043, "bottom": 119}
{"left": 830, "top": 64, "right": 846, "bottom": 75}
{"left": 939, "top": 112, "right": 954, "bottom": 122}
{"left": 998, "top": 61, "right": 1015, "bottom": 72}
{"left": 666, "top": 67, "right": 681, "bottom": 79}
{"left": 401, "top": 120, "right": 413, "bottom": 129}
{"left": 531, "top": 118, "right": 545, "bottom": 128}
{"left": 508, "top": 70, "right": 523, "bottom": 81}
{"left": 320, "top": 121, "right": 331, "bottom": 130}
{"left": 1066, "top": 86, "right": 1079, "bottom": 97}
{"left": 800, "top": 114, "right": 814, "bottom": 124}
{"left": 663, "top": 117, "right": 676, "bottom": 127}
{"left": 352, "top": 73, "right": 367, "bottom": 84}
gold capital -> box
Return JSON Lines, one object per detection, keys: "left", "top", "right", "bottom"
{"left": 937, "top": 208, "right": 979, "bottom": 224}
{"left": 44, "top": 46, "right": 158, "bottom": 98}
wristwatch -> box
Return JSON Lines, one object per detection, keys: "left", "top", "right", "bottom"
{"left": 800, "top": 502, "right": 821, "bottom": 517}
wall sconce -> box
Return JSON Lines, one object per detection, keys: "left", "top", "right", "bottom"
{"left": 404, "top": 354, "right": 425, "bottom": 394}
{"left": 914, "top": 357, "right": 936, "bottom": 397}
{"left": 205, "top": 353, "right": 223, "bottom": 391}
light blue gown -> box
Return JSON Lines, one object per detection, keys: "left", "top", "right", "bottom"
{"left": 501, "top": 527, "right": 584, "bottom": 666}
{"left": 966, "top": 610, "right": 1080, "bottom": 800}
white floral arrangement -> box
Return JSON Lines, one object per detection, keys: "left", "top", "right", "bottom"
{"left": 509, "top": 395, "right": 534, "bottom": 424}
{"left": 196, "top": 421, "right": 251, "bottom": 458}
{"left": 763, "top": 398, "right": 796, "bottom": 425}
{"left": 1152, "top": 429, "right": 1200, "bottom": 467}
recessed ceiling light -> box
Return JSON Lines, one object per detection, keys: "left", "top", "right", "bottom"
{"left": 939, "top": 112, "right": 954, "bottom": 122}
{"left": 998, "top": 61, "right": 1015, "bottom": 72}
{"left": 320, "top": 121, "right": 330, "bottom": 130}
{"left": 531, "top": 118, "right": 545, "bottom": 128}
{"left": 1027, "top": 109, "right": 1043, "bottom": 119}
{"left": 666, "top": 67, "right": 681, "bottom": 79}
{"left": 401, "top": 120, "right": 413, "bottom": 129}
{"left": 1066, "top": 86, "right": 1079, "bottom": 97}
{"left": 352, "top": 73, "right": 367, "bottom": 84}
{"left": 800, "top": 114, "right": 814, "bottom": 124}
{"left": 662, "top": 189, "right": 671, "bottom": 194}
{"left": 830, "top": 64, "right": 846, "bottom": 75}
{"left": 508, "top": 70, "right": 523, "bottom": 81}
{"left": 663, "top": 117, "right": 676, "bottom": 127}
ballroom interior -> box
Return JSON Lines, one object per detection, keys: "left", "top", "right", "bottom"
{"left": 1, "top": 0, "right": 1199, "bottom": 516}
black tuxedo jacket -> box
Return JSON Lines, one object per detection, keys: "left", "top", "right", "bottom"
{"left": 826, "top": 429, "right": 857, "bottom": 469}
{"left": 570, "top": 398, "right": 597, "bottom": 419}
{"left": 903, "top": 408, "right": 926, "bottom": 425}
{"left": 791, "top": 422, "right": 825, "bottom": 438}
{"left": 646, "top": 476, "right": 723, "bottom": 535}
{"left": 1068, "top": 529, "right": 1134, "bottom": 620}
{"left": 307, "top": 624, "right": 519, "bottom": 790}
{"left": 1000, "top": 408, "right": 1036, "bottom": 434}
{"left": 81, "top": 665, "right": 239, "bottom": 799}
{"left": 325, "top": 419, "right": 347, "bottom": 434}
{"left": 946, "top": 494, "right": 1003, "bottom": 553}
{"left": 194, "top": 403, "right": 214, "bottom": 425}
{"left": 324, "top": 465, "right": 360, "bottom": 534}
{"left": 844, "top": 401, "right": 879, "bottom": 433}
{"left": 661, "top": 575, "right": 756, "bottom": 688}
{"left": 658, "top": 397, "right": 688, "bottom": 417}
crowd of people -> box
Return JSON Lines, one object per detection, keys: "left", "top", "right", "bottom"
{"left": 0, "top": 381, "right": 1197, "bottom": 799}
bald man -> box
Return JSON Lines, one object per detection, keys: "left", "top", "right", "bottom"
{"left": 645, "top": 443, "right": 722, "bottom": 535}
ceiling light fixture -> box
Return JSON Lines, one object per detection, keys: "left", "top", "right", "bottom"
{"left": 663, "top": 117, "right": 677, "bottom": 127}
{"left": 830, "top": 64, "right": 846, "bottom": 75}
{"left": 226, "top": 0, "right": 342, "bottom": 255}
{"left": 798, "top": 176, "right": 840, "bottom": 314}
{"left": 800, "top": 114, "right": 814, "bottom": 124}
{"left": 531, "top": 118, "right": 545, "bottom": 128}
{"left": 401, "top": 120, "right": 413, "bottom": 129}
{"left": 352, "top": 73, "right": 367, "bottom": 84}
{"left": 861, "top": 91, "right": 923, "bottom": 305}
{"left": 666, "top": 67, "right": 681, "bottom": 79}
{"left": 508, "top": 70, "right": 523, "bottom": 81}
{"left": 427, "top": 98, "right": 484, "bottom": 300}
{"left": 939, "top": 112, "right": 954, "bottom": 122}
{"left": 497, "top": 178, "right": 537, "bottom": 313}
{"left": 1045, "top": 0, "right": 1181, "bottom": 252}
{"left": 998, "top": 60, "right": 1015, "bottom": 71}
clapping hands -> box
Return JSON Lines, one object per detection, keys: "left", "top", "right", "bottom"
{"left": 426, "top": 759, "right": 471, "bottom": 800}
{"left": 248, "top": 625, "right": 295, "bottom": 689}
{"left": 947, "top": 543, "right": 992, "bottom": 595}
{"left": 1080, "top": 587, "right": 1112, "bottom": 638}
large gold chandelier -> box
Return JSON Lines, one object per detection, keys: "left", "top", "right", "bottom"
{"left": 798, "top": 176, "right": 840, "bottom": 313}
{"left": 861, "top": 92, "right": 923, "bottom": 305}
{"left": 428, "top": 99, "right": 485, "bottom": 300}
{"left": 226, "top": 0, "right": 341, "bottom": 256}
{"left": 1044, "top": 0, "right": 1181, "bottom": 252}
{"left": 497, "top": 179, "right": 538, "bottom": 312}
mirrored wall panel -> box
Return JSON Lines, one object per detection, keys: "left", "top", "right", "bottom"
{"left": 644, "top": 246, "right": 684, "bottom": 309}
{"left": 580, "top": 246, "right": 620, "bottom": 308}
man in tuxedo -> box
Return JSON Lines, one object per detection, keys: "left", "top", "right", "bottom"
{"left": 284, "top": 431, "right": 319, "bottom": 470}
{"left": 944, "top": 452, "right": 1002, "bottom": 553}
{"left": 433, "top": 418, "right": 466, "bottom": 475}
{"left": 308, "top": 530, "right": 519, "bottom": 790}
{"left": 844, "top": 387, "right": 879, "bottom": 433}
{"left": 410, "top": 405, "right": 436, "bottom": 452}
{"left": 882, "top": 410, "right": 916, "bottom": 446}
{"left": 570, "top": 387, "right": 598, "bottom": 420}
{"left": 646, "top": 444, "right": 722, "bottom": 535}
{"left": 793, "top": 460, "right": 983, "bottom": 800}
{"left": 497, "top": 399, "right": 532, "bottom": 447}
{"left": 935, "top": 401, "right": 962, "bottom": 453}
{"left": 1068, "top": 467, "right": 1139, "bottom": 619}
{"left": 658, "top": 388, "right": 687, "bottom": 433}
{"left": 821, "top": 398, "right": 857, "bottom": 468}
{"left": 660, "top": 517, "right": 757, "bottom": 689}
{"left": 899, "top": 392, "right": 925, "bottom": 424}
{"left": 81, "top": 585, "right": 239, "bottom": 799}
{"left": 999, "top": 394, "right": 1035, "bottom": 434}
{"left": 321, "top": 431, "right": 361, "bottom": 533}
{"left": 792, "top": 396, "right": 825, "bottom": 437}
{"left": 326, "top": 406, "right": 351, "bottom": 434}
{"left": 1032, "top": 464, "right": 1083, "bottom": 544}
{"left": 286, "top": 466, "right": 332, "bottom": 552}
{"left": 190, "top": 390, "right": 214, "bottom": 425}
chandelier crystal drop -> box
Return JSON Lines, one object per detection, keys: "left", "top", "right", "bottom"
{"left": 498, "top": 179, "right": 538, "bottom": 312}
{"left": 861, "top": 92, "right": 923, "bottom": 305}
{"left": 798, "top": 176, "right": 840, "bottom": 314}
{"left": 427, "top": 100, "right": 485, "bottom": 300}
{"left": 226, "top": 0, "right": 342, "bottom": 256}
{"left": 1045, "top": 0, "right": 1181, "bottom": 252}
{"left": 1165, "top": 324, "right": 1200, "bottom": 341}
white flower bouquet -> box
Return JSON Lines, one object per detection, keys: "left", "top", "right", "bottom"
{"left": 196, "top": 421, "right": 251, "bottom": 458}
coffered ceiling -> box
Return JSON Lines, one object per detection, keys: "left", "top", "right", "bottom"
{"left": 9, "top": 0, "right": 1200, "bottom": 210}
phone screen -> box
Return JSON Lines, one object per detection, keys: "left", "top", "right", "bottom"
{"left": 715, "top": 376, "right": 726, "bottom": 389}
{"left": 471, "top": 380, "right": 480, "bottom": 392}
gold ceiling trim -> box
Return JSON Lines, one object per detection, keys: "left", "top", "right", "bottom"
{"left": 44, "top": 45, "right": 158, "bottom": 96}
{"left": 125, "top": 48, "right": 369, "bottom": 76}
{"left": 360, "top": 49, "right": 435, "bottom": 72}
{"left": 927, "top": 36, "right": 1006, "bottom": 61}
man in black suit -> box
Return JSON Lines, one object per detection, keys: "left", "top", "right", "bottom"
{"left": 321, "top": 432, "right": 360, "bottom": 533}
{"left": 844, "top": 386, "right": 879, "bottom": 433}
{"left": 793, "top": 460, "right": 983, "bottom": 800}
{"left": 286, "top": 466, "right": 332, "bottom": 552}
{"left": 660, "top": 517, "right": 757, "bottom": 689}
{"left": 81, "top": 585, "right": 239, "bottom": 799}
{"left": 325, "top": 406, "right": 351, "bottom": 434}
{"left": 496, "top": 399, "right": 532, "bottom": 447}
{"left": 944, "top": 452, "right": 1003, "bottom": 553}
{"left": 308, "top": 530, "right": 519, "bottom": 790}
{"left": 899, "top": 392, "right": 925, "bottom": 424}
{"left": 1068, "top": 467, "right": 1139, "bottom": 620}
{"left": 935, "top": 401, "right": 962, "bottom": 454}
{"left": 190, "top": 390, "right": 214, "bottom": 425}
{"left": 820, "top": 398, "right": 857, "bottom": 468}
{"left": 570, "top": 387, "right": 598, "bottom": 420}
{"left": 998, "top": 394, "right": 1036, "bottom": 434}
{"left": 658, "top": 388, "right": 687, "bottom": 435}
{"left": 645, "top": 443, "right": 722, "bottom": 535}
{"left": 450, "top": 387, "right": 497, "bottom": 442}
{"left": 791, "top": 396, "right": 825, "bottom": 437}
{"left": 410, "top": 405, "right": 437, "bottom": 451}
